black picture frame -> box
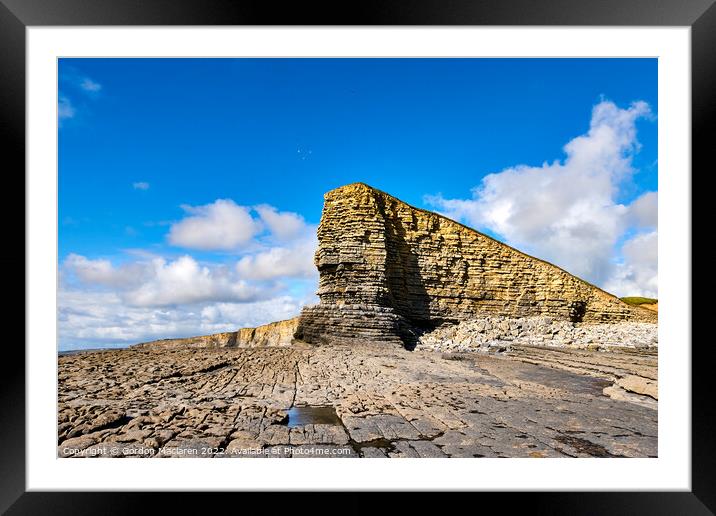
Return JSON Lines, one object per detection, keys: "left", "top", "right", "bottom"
{"left": 2, "top": 0, "right": 711, "bottom": 513}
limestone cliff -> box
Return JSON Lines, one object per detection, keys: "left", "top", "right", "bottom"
{"left": 132, "top": 317, "right": 299, "bottom": 350}
{"left": 295, "top": 183, "right": 656, "bottom": 347}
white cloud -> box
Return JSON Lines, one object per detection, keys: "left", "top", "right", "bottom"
{"left": 168, "top": 199, "right": 262, "bottom": 250}
{"left": 236, "top": 234, "right": 318, "bottom": 281}
{"left": 627, "top": 191, "right": 658, "bottom": 229}
{"left": 60, "top": 200, "right": 322, "bottom": 349}
{"left": 426, "top": 100, "right": 657, "bottom": 297}
{"left": 80, "top": 77, "right": 102, "bottom": 92}
{"left": 255, "top": 204, "right": 308, "bottom": 242}
{"left": 64, "top": 253, "right": 145, "bottom": 288}
{"left": 133, "top": 181, "right": 150, "bottom": 190}
{"left": 125, "top": 256, "right": 265, "bottom": 307}
{"left": 199, "top": 297, "right": 309, "bottom": 328}
{"left": 61, "top": 67, "right": 102, "bottom": 95}
{"left": 58, "top": 71, "right": 102, "bottom": 126}
{"left": 64, "top": 254, "right": 269, "bottom": 307}
{"left": 58, "top": 290, "right": 309, "bottom": 350}
{"left": 234, "top": 205, "right": 319, "bottom": 280}
{"left": 58, "top": 95, "right": 75, "bottom": 121}
{"left": 166, "top": 200, "right": 316, "bottom": 251}
{"left": 604, "top": 231, "right": 658, "bottom": 298}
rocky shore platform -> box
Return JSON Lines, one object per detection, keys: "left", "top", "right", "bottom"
{"left": 58, "top": 343, "right": 657, "bottom": 458}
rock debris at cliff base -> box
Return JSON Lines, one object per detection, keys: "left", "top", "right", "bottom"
{"left": 58, "top": 345, "right": 657, "bottom": 458}
{"left": 417, "top": 317, "right": 657, "bottom": 353}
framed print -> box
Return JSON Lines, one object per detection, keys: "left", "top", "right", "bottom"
{"left": 3, "top": 0, "right": 713, "bottom": 512}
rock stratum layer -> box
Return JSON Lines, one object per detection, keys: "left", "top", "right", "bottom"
{"left": 133, "top": 318, "right": 299, "bottom": 350}
{"left": 296, "top": 183, "right": 656, "bottom": 347}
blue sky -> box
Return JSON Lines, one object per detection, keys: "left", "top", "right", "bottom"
{"left": 58, "top": 58, "right": 658, "bottom": 350}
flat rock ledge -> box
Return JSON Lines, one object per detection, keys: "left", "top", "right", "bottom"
{"left": 58, "top": 343, "right": 657, "bottom": 459}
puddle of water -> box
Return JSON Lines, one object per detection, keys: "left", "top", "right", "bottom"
{"left": 286, "top": 406, "right": 342, "bottom": 428}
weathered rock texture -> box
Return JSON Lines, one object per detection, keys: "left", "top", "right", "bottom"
{"left": 58, "top": 345, "right": 657, "bottom": 458}
{"left": 295, "top": 183, "right": 656, "bottom": 347}
{"left": 133, "top": 318, "right": 299, "bottom": 350}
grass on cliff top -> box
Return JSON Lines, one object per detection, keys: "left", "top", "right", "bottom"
{"left": 620, "top": 296, "right": 658, "bottom": 306}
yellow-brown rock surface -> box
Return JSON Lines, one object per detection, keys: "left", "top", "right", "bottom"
{"left": 133, "top": 318, "right": 299, "bottom": 350}
{"left": 296, "top": 183, "right": 655, "bottom": 347}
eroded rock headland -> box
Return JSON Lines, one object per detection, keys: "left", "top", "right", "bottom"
{"left": 296, "top": 183, "right": 655, "bottom": 347}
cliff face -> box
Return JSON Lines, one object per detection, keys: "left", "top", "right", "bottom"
{"left": 132, "top": 318, "right": 299, "bottom": 350}
{"left": 295, "top": 183, "right": 656, "bottom": 347}
{"left": 235, "top": 317, "right": 300, "bottom": 347}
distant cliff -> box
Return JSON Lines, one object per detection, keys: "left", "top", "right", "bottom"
{"left": 132, "top": 317, "right": 299, "bottom": 350}
{"left": 295, "top": 183, "right": 656, "bottom": 347}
